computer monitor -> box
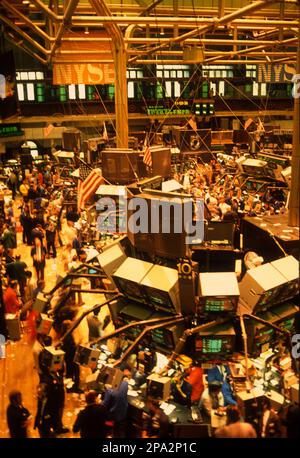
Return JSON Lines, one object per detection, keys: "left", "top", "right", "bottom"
{"left": 271, "top": 302, "right": 299, "bottom": 332}
{"left": 112, "top": 257, "right": 152, "bottom": 303}
{"left": 198, "top": 272, "right": 239, "bottom": 314}
{"left": 270, "top": 256, "right": 299, "bottom": 303}
{"left": 238, "top": 263, "right": 287, "bottom": 314}
{"left": 141, "top": 265, "right": 180, "bottom": 313}
{"left": 40, "top": 346, "right": 65, "bottom": 372}
{"left": 171, "top": 127, "right": 212, "bottom": 153}
{"left": 202, "top": 298, "right": 238, "bottom": 313}
{"left": 56, "top": 275, "right": 73, "bottom": 288}
{"left": 195, "top": 321, "right": 235, "bottom": 359}
{"left": 101, "top": 149, "right": 140, "bottom": 184}
{"left": 204, "top": 221, "right": 235, "bottom": 246}
{"left": 88, "top": 268, "right": 98, "bottom": 275}
{"left": 245, "top": 311, "right": 276, "bottom": 356}
{"left": 74, "top": 345, "right": 101, "bottom": 370}
{"left": 150, "top": 323, "right": 185, "bottom": 353}
{"left": 117, "top": 302, "right": 154, "bottom": 340}
{"left": 239, "top": 158, "right": 268, "bottom": 177}
{"left": 113, "top": 276, "right": 146, "bottom": 303}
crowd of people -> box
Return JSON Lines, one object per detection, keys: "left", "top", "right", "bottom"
{"left": 0, "top": 150, "right": 296, "bottom": 440}
{"left": 0, "top": 165, "right": 101, "bottom": 438}
{"left": 174, "top": 154, "right": 287, "bottom": 223}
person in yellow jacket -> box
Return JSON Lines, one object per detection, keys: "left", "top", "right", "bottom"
{"left": 19, "top": 179, "right": 30, "bottom": 202}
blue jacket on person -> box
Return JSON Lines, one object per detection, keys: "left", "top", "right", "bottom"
{"left": 206, "top": 365, "right": 237, "bottom": 406}
{"left": 102, "top": 381, "right": 128, "bottom": 423}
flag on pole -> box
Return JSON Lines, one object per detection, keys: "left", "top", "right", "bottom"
{"left": 77, "top": 168, "right": 104, "bottom": 212}
{"left": 187, "top": 116, "right": 197, "bottom": 132}
{"left": 256, "top": 117, "right": 265, "bottom": 133}
{"left": 44, "top": 123, "right": 54, "bottom": 137}
{"left": 244, "top": 118, "right": 254, "bottom": 130}
{"left": 103, "top": 121, "right": 108, "bottom": 142}
{"left": 143, "top": 133, "right": 152, "bottom": 167}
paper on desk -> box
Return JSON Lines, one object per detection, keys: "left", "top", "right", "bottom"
{"left": 128, "top": 389, "right": 139, "bottom": 397}
{"left": 161, "top": 403, "right": 176, "bottom": 416}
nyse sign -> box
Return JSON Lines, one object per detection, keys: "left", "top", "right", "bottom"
{"left": 257, "top": 63, "right": 296, "bottom": 83}
{"left": 53, "top": 63, "right": 115, "bottom": 85}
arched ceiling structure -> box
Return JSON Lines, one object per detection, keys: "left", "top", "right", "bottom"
{"left": 0, "top": 0, "right": 298, "bottom": 66}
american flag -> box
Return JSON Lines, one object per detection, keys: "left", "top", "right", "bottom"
{"left": 79, "top": 161, "right": 92, "bottom": 181}
{"left": 143, "top": 133, "right": 152, "bottom": 168}
{"left": 77, "top": 168, "right": 104, "bottom": 212}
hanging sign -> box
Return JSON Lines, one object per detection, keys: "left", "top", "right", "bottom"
{"left": 257, "top": 63, "right": 296, "bottom": 83}
{"left": 53, "top": 32, "right": 115, "bottom": 85}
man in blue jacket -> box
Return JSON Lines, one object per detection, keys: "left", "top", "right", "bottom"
{"left": 207, "top": 364, "right": 237, "bottom": 406}
{"left": 102, "top": 376, "right": 128, "bottom": 438}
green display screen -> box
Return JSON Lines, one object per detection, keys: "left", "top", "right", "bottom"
{"left": 0, "top": 123, "right": 24, "bottom": 138}
{"left": 202, "top": 338, "right": 223, "bottom": 353}
{"left": 204, "top": 298, "right": 235, "bottom": 312}
{"left": 147, "top": 105, "right": 191, "bottom": 115}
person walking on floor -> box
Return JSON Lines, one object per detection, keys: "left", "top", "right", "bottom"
{"left": 6, "top": 254, "right": 28, "bottom": 299}
{"left": 20, "top": 204, "right": 33, "bottom": 245}
{"left": 6, "top": 390, "right": 31, "bottom": 438}
{"left": 73, "top": 391, "right": 108, "bottom": 438}
{"left": 31, "top": 237, "right": 46, "bottom": 281}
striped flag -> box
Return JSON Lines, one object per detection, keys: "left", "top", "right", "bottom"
{"left": 103, "top": 121, "right": 108, "bottom": 142}
{"left": 79, "top": 161, "right": 92, "bottom": 181}
{"left": 143, "top": 133, "right": 152, "bottom": 167}
{"left": 78, "top": 168, "right": 104, "bottom": 212}
{"left": 244, "top": 118, "right": 254, "bottom": 130}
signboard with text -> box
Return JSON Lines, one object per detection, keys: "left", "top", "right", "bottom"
{"left": 257, "top": 64, "right": 296, "bottom": 83}
{"left": 53, "top": 31, "right": 115, "bottom": 85}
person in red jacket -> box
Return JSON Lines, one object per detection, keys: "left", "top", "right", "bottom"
{"left": 3, "top": 281, "right": 21, "bottom": 315}
{"left": 185, "top": 365, "right": 204, "bottom": 404}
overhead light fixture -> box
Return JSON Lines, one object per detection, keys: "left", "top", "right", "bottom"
{"left": 160, "top": 28, "right": 165, "bottom": 36}
{"left": 84, "top": 27, "right": 89, "bottom": 34}
{"left": 22, "top": 0, "right": 30, "bottom": 4}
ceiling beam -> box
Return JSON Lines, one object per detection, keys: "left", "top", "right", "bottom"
{"left": 139, "top": 0, "right": 165, "bottom": 16}
{"left": 203, "top": 36, "right": 297, "bottom": 64}
{"left": 29, "top": 0, "right": 59, "bottom": 22}
{"left": 128, "top": 0, "right": 281, "bottom": 64}
{"left": 52, "top": 58, "right": 296, "bottom": 65}
{"left": 89, "top": 0, "right": 127, "bottom": 148}
{"left": 57, "top": 37, "right": 296, "bottom": 46}
{"left": 1, "top": 0, "right": 52, "bottom": 43}
{"left": 5, "top": 32, "right": 47, "bottom": 65}
{"left": 27, "top": 4, "right": 300, "bottom": 18}
{"left": 55, "top": 49, "right": 295, "bottom": 56}
{"left": 48, "top": 0, "right": 80, "bottom": 61}
{"left": 45, "top": 16, "right": 298, "bottom": 28}
{"left": 0, "top": 14, "right": 49, "bottom": 56}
